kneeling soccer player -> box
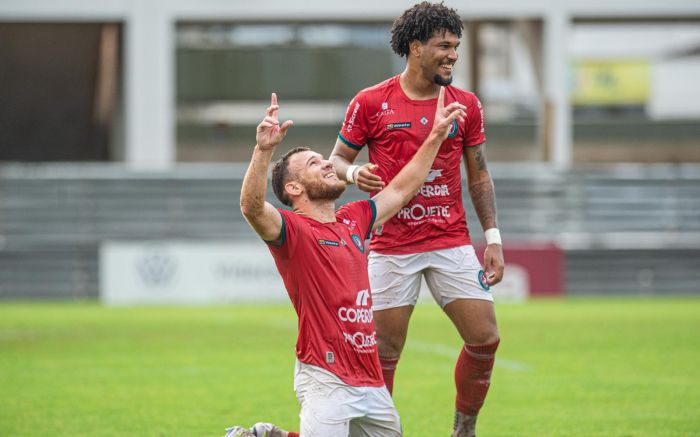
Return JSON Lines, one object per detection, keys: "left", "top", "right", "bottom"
{"left": 227, "top": 88, "right": 465, "bottom": 437}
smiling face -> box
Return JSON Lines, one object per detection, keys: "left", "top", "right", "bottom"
{"left": 413, "top": 30, "right": 460, "bottom": 86}
{"left": 286, "top": 150, "right": 346, "bottom": 204}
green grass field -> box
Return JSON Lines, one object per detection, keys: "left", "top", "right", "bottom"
{"left": 1, "top": 297, "right": 699, "bottom": 436}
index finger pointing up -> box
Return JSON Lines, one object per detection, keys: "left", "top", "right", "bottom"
{"left": 268, "top": 93, "right": 279, "bottom": 119}
{"left": 437, "top": 86, "right": 445, "bottom": 110}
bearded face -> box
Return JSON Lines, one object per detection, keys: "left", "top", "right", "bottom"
{"left": 302, "top": 172, "right": 346, "bottom": 201}
{"left": 286, "top": 150, "right": 346, "bottom": 204}
{"left": 416, "top": 30, "right": 459, "bottom": 87}
{"left": 433, "top": 72, "right": 453, "bottom": 86}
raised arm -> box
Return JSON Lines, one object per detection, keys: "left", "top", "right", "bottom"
{"left": 372, "top": 87, "right": 465, "bottom": 228}
{"left": 239, "top": 93, "right": 293, "bottom": 241}
{"left": 464, "top": 143, "right": 504, "bottom": 286}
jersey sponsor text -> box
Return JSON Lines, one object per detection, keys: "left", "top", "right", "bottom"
{"left": 346, "top": 102, "right": 360, "bottom": 132}
{"left": 343, "top": 331, "right": 377, "bottom": 351}
{"left": 398, "top": 204, "right": 451, "bottom": 221}
{"left": 338, "top": 289, "right": 373, "bottom": 323}
{"left": 418, "top": 184, "right": 450, "bottom": 198}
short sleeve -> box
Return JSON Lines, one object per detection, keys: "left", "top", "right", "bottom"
{"left": 266, "top": 209, "right": 299, "bottom": 260}
{"left": 464, "top": 93, "right": 486, "bottom": 148}
{"left": 338, "top": 93, "right": 369, "bottom": 151}
{"left": 336, "top": 200, "right": 376, "bottom": 240}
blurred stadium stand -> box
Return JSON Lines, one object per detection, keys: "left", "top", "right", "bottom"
{"left": 1, "top": 164, "right": 699, "bottom": 298}
{"left": 1, "top": 1, "right": 699, "bottom": 299}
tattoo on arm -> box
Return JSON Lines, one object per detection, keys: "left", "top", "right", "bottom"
{"left": 474, "top": 145, "right": 487, "bottom": 171}
{"left": 465, "top": 143, "right": 497, "bottom": 229}
{"left": 469, "top": 179, "right": 497, "bottom": 230}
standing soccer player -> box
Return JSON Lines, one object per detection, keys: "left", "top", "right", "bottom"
{"left": 230, "top": 89, "right": 465, "bottom": 437}
{"left": 329, "top": 3, "right": 504, "bottom": 436}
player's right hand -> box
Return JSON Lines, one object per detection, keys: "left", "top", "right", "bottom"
{"left": 256, "top": 92, "right": 293, "bottom": 151}
{"left": 355, "top": 163, "right": 386, "bottom": 193}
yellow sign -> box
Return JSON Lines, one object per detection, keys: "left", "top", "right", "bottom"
{"left": 572, "top": 60, "right": 650, "bottom": 105}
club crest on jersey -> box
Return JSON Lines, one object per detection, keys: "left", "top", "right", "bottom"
{"left": 386, "top": 122, "right": 411, "bottom": 130}
{"left": 351, "top": 234, "right": 364, "bottom": 253}
{"left": 420, "top": 116, "right": 429, "bottom": 125}
{"left": 478, "top": 270, "right": 491, "bottom": 291}
{"left": 318, "top": 239, "right": 340, "bottom": 247}
{"left": 447, "top": 120, "right": 458, "bottom": 138}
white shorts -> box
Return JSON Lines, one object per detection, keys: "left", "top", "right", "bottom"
{"left": 294, "top": 361, "right": 402, "bottom": 437}
{"left": 369, "top": 244, "right": 493, "bottom": 310}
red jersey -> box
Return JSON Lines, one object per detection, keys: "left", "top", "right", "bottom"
{"left": 267, "top": 200, "right": 383, "bottom": 387}
{"left": 339, "top": 75, "right": 486, "bottom": 255}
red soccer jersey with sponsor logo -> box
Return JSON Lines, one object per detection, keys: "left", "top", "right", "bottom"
{"left": 267, "top": 200, "right": 383, "bottom": 387}
{"left": 339, "top": 75, "right": 486, "bottom": 255}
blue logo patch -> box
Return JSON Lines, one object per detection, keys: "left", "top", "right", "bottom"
{"left": 351, "top": 234, "right": 364, "bottom": 253}
{"left": 447, "top": 120, "right": 458, "bottom": 138}
{"left": 318, "top": 239, "right": 340, "bottom": 247}
{"left": 478, "top": 270, "right": 491, "bottom": 291}
{"left": 420, "top": 116, "right": 429, "bottom": 126}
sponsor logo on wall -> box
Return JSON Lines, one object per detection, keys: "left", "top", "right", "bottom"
{"left": 101, "top": 241, "right": 286, "bottom": 305}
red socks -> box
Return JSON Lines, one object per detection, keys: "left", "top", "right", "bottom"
{"left": 381, "top": 341, "right": 498, "bottom": 414}
{"left": 287, "top": 433, "right": 299, "bottom": 437}
{"left": 380, "top": 357, "right": 400, "bottom": 395}
{"left": 454, "top": 340, "right": 500, "bottom": 416}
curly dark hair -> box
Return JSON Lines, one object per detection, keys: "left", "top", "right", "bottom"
{"left": 271, "top": 146, "right": 310, "bottom": 207}
{"left": 390, "top": 1, "right": 463, "bottom": 57}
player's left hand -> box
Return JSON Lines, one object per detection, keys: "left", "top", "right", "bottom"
{"left": 483, "top": 244, "right": 504, "bottom": 286}
{"left": 355, "top": 163, "right": 385, "bottom": 192}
